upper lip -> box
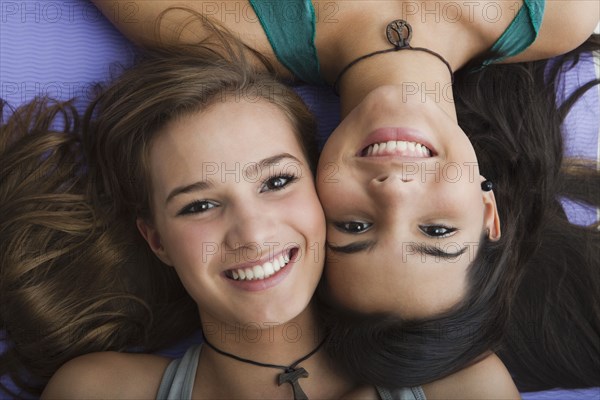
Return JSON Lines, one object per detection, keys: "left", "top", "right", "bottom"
{"left": 357, "top": 127, "right": 437, "bottom": 157}
{"left": 222, "top": 248, "right": 293, "bottom": 272}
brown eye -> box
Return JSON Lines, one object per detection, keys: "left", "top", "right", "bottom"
{"left": 420, "top": 225, "right": 457, "bottom": 238}
{"left": 336, "top": 221, "right": 372, "bottom": 234}
{"left": 260, "top": 174, "right": 297, "bottom": 193}
{"left": 178, "top": 200, "right": 217, "bottom": 216}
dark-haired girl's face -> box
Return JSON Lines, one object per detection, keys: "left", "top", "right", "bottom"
{"left": 317, "top": 86, "right": 501, "bottom": 318}
{"left": 137, "top": 99, "right": 325, "bottom": 328}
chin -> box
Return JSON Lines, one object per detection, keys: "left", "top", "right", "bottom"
{"left": 250, "top": 302, "right": 311, "bottom": 328}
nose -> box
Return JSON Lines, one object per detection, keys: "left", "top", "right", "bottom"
{"left": 368, "top": 172, "right": 416, "bottom": 206}
{"left": 223, "top": 201, "right": 278, "bottom": 253}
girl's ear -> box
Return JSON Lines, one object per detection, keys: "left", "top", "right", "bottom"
{"left": 136, "top": 218, "right": 173, "bottom": 266}
{"left": 482, "top": 191, "right": 501, "bottom": 241}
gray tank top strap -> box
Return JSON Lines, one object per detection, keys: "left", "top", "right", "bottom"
{"left": 376, "top": 385, "right": 427, "bottom": 400}
{"left": 156, "top": 344, "right": 203, "bottom": 400}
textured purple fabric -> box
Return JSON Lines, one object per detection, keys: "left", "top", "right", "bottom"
{"left": 0, "top": 1, "right": 135, "bottom": 111}
{"left": 0, "top": 1, "right": 598, "bottom": 399}
{"left": 552, "top": 54, "right": 600, "bottom": 226}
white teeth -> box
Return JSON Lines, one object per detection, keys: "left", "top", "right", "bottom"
{"left": 252, "top": 265, "right": 264, "bottom": 279}
{"left": 228, "top": 251, "right": 293, "bottom": 281}
{"left": 263, "top": 262, "right": 274, "bottom": 276}
{"left": 364, "top": 140, "right": 431, "bottom": 157}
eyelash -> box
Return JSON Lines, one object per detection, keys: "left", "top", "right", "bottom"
{"left": 177, "top": 173, "right": 298, "bottom": 216}
{"left": 419, "top": 225, "right": 457, "bottom": 238}
{"left": 335, "top": 220, "right": 458, "bottom": 238}
{"left": 335, "top": 221, "right": 372, "bottom": 234}
{"left": 177, "top": 200, "right": 218, "bottom": 216}
{"left": 259, "top": 173, "right": 298, "bottom": 193}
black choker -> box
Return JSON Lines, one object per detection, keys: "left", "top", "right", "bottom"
{"left": 333, "top": 19, "right": 454, "bottom": 95}
{"left": 203, "top": 336, "right": 327, "bottom": 400}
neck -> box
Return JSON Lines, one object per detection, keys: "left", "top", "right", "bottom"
{"left": 201, "top": 303, "right": 324, "bottom": 364}
{"left": 196, "top": 302, "right": 352, "bottom": 398}
{"left": 334, "top": 16, "right": 479, "bottom": 120}
{"left": 338, "top": 50, "right": 458, "bottom": 121}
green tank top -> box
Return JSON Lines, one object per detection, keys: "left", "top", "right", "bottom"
{"left": 248, "top": 0, "right": 324, "bottom": 85}
{"left": 484, "top": 0, "right": 545, "bottom": 65}
{"left": 248, "top": 0, "right": 546, "bottom": 85}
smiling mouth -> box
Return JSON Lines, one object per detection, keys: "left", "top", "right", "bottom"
{"left": 360, "top": 140, "right": 433, "bottom": 158}
{"left": 224, "top": 248, "right": 297, "bottom": 281}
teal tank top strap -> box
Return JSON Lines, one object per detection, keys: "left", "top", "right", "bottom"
{"left": 483, "top": 0, "right": 545, "bottom": 66}
{"left": 249, "top": 0, "right": 325, "bottom": 85}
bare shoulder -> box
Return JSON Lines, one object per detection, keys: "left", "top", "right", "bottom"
{"left": 41, "top": 351, "right": 172, "bottom": 399}
{"left": 422, "top": 353, "right": 520, "bottom": 400}
{"left": 503, "top": 0, "right": 599, "bottom": 62}
{"left": 339, "top": 385, "right": 380, "bottom": 400}
{"left": 89, "top": 1, "right": 272, "bottom": 51}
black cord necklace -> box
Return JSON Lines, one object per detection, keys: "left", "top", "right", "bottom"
{"left": 203, "top": 336, "right": 327, "bottom": 400}
{"left": 333, "top": 19, "right": 454, "bottom": 95}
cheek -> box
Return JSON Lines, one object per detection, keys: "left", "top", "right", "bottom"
{"left": 159, "top": 221, "right": 216, "bottom": 269}
{"left": 437, "top": 178, "right": 483, "bottom": 208}
{"left": 316, "top": 140, "right": 345, "bottom": 193}
{"left": 316, "top": 168, "right": 351, "bottom": 216}
{"left": 163, "top": 224, "right": 217, "bottom": 303}
{"left": 316, "top": 177, "right": 337, "bottom": 206}
{"left": 295, "top": 189, "right": 326, "bottom": 239}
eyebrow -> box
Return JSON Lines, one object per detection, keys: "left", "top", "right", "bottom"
{"left": 244, "top": 153, "right": 302, "bottom": 177}
{"left": 408, "top": 243, "right": 468, "bottom": 260}
{"left": 165, "top": 180, "right": 214, "bottom": 204}
{"left": 327, "top": 240, "right": 468, "bottom": 260}
{"left": 327, "top": 240, "right": 377, "bottom": 254}
{"left": 165, "top": 153, "right": 302, "bottom": 204}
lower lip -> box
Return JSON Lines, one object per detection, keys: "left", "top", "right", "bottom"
{"left": 222, "top": 249, "right": 299, "bottom": 292}
{"left": 357, "top": 127, "right": 436, "bottom": 156}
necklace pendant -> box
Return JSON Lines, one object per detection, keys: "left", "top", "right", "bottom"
{"left": 386, "top": 19, "right": 412, "bottom": 48}
{"left": 278, "top": 367, "right": 309, "bottom": 400}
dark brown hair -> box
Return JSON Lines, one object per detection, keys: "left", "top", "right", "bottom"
{"left": 0, "top": 43, "right": 317, "bottom": 397}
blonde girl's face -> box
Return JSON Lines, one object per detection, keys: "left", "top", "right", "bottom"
{"left": 138, "top": 99, "right": 325, "bottom": 329}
